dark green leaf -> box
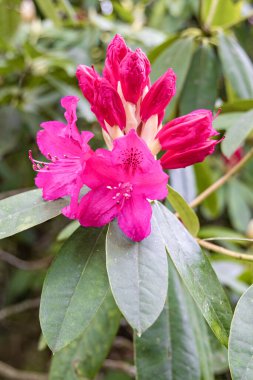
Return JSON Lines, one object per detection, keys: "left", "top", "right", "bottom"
{"left": 106, "top": 218, "right": 168, "bottom": 335}
{"left": 135, "top": 259, "right": 200, "bottom": 380}
{"left": 221, "top": 109, "right": 253, "bottom": 158}
{"left": 218, "top": 33, "right": 253, "bottom": 99}
{"left": 180, "top": 43, "right": 219, "bottom": 115}
{"left": 49, "top": 290, "right": 121, "bottom": 380}
{"left": 0, "top": 189, "right": 68, "bottom": 239}
{"left": 153, "top": 202, "right": 233, "bottom": 347}
{"left": 167, "top": 185, "right": 200, "bottom": 236}
{"left": 186, "top": 292, "right": 214, "bottom": 380}
{"left": 151, "top": 37, "right": 195, "bottom": 118}
{"left": 40, "top": 227, "right": 109, "bottom": 352}
{"left": 228, "top": 284, "right": 253, "bottom": 380}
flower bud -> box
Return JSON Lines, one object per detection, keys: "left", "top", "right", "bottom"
{"left": 156, "top": 109, "right": 218, "bottom": 151}
{"left": 76, "top": 65, "right": 99, "bottom": 104}
{"left": 160, "top": 139, "right": 219, "bottom": 169}
{"left": 140, "top": 68, "right": 176, "bottom": 124}
{"left": 92, "top": 78, "right": 126, "bottom": 130}
{"left": 119, "top": 49, "right": 151, "bottom": 104}
{"left": 103, "top": 34, "right": 129, "bottom": 88}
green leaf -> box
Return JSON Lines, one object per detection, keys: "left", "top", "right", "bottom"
{"left": 228, "top": 284, "right": 253, "bottom": 380}
{"left": 194, "top": 161, "right": 220, "bottom": 219}
{"left": 40, "top": 227, "right": 109, "bottom": 352}
{"left": 0, "top": 189, "right": 68, "bottom": 239}
{"left": 180, "top": 43, "right": 219, "bottom": 115}
{"left": 208, "top": 328, "right": 228, "bottom": 375}
{"left": 218, "top": 33, "right": 253, "bottom": 99}
{"left": 221, "top": 99, "right": 253, "bottom": 113}
{"left": 106, "top": 218, "right": 168, "bottom": 335}
{"left": 213, "top": 112, "right": 244, "bottom": 131}
{"left": 135, "top": 259, "right": 200, "bottom": 380}
{"left": 153, "top": 202, "right": 233, "bottom": 347}
{"left": 201, "top": 0, "right": 243, "bottom": 29}
{"left": 186, "top": 292, "right": 214, "bottom": 380}
{"left": 151, "top": 37, "right": 195, "bottom": 118}
{"left": 221, "top": 109, "right": 253, "bottom": 158}
{"left": 49, "top": 290, "right": 121, "bottom": 380}
{"left": 167, "top": 185, "right": 200, "bottom": 236}
{"left": 227, "top": 180, "right": 251, "bottom": 233}
{"left": 148, "top": 34, "right": 178, "bottom": 63}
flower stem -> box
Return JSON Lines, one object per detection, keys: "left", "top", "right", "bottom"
{"left": 198, "top": 239, "right": 253, "bottom": 262}
{"left": 189, "top": 147, "right": 253, "bottom": 209}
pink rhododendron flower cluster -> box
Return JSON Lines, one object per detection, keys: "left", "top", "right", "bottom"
{"left": 30, "top": 35, "right": 221, "bottom": 242}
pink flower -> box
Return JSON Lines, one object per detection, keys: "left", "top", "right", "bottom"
{"left": 153, "top": 109, "right": 221, "bottom": 169}
{"left": 78, "top": 130, "right": 168, "bottom": 242}
{"left": 103, "top": 34, "right": 129, "bottom": 88}
{"left": 140, "top": 68, "right": 176, "bottom": 125}
{"left": 29, "top": 96, "right": 93, "bottom": 218}
{"left": 119, "top": 48, "right": 151, "bottom": 104}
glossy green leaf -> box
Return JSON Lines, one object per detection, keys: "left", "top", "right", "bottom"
{"left": 180, "top": 43, "right": 219, "bottom": 115}
{"left": 228, "top": 284, "right": 253, "bottom": 380}
{"left": 0, "top": 189, "right": 68, "bottom": 239}
{"left": 153, "top": 202, "right": 233, "bottom": 347}
{"left": 40, "top": 227, "right": 109, "bottom": 352}
{"left": 167, "top": 185, "right": 200, "bottom": 236}
{"left": 151, "top": 37, "right": 195, "bottom": 118}
{"left": 49, "top": 290, "right": 121, "bottom": 380}
{"left": 135, "top": 259, "right": 200, "bottom": 380}
{"left": 106, "top": 218, "right": 168, "bottom": 335}
{"left": 221, "top": 109, "right": 253, "bottom": 158}
{"left": 186, "top": 292, "right": 214, "bottom": 380}
{"left": 194, "top": 161, "right": 220, "bottom": 219}
{"left": 218, "top": 33, "right": 253, "bottom": 99}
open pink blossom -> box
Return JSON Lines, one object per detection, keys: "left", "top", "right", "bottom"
{"left": 29, "top": 96, "right": 93, "bottom": 218}
{"left": 78, "top": 130, "right": 168, "bottom": 242}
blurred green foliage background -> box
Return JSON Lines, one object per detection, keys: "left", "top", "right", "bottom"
{"left": 0, "top": 0, "right": 253, "bottom": 379}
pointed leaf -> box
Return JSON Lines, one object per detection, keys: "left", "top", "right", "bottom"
{"left": 218, "top": 33, "right": 253, "bottom": 99}
{"left": 228, "top": 284, "right": 253, "bottom": 380}
{"left": 40, "top": 227, "right": 109, "bottom": 352}
{"left": 49, "top": 290, "right": 121, "bottom": 380}
{"left": 153, "top": 201, "right": 233, "bottom": 347}
{"left": 167, "top": 185, "right": 200, "bottom": 236}
{"left": 106, "top": 217, "right": 168, "bottom": 335}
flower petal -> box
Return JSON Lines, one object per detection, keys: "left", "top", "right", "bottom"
{"left": 78, "top": 187, "right": 119, "bottom": 227}
{"left": 103, "top": 34, "right": 129, "bottom": 88}
{"left": 118, "top": 195, "right": 152, "bottom": 241}
{"left": 161, "top": 139, "right": 220, "bottom": 169}
{"left": 140, "top": 68, "right": 176, "bottom": 124}
{"left": 119, "top": 49, "right": 151, "bottom": 104}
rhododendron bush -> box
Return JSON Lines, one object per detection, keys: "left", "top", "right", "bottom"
{"left": 1, "top": 2, "right": 253, "bottom": 379}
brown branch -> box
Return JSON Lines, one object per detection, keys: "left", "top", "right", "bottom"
{"left": 0, "top": 360, "right": 47, "bottom": 380}
{"left": 0, "top": 250, "right": 52, "bottom": 270}
{"left": 198, "top": 239, "right": 253, "bottom": 262}
{"left": 189, "top": 147, "right": 253, "bottom": 209}
{"left": 0, "top": 298, "right": 40, "bottom": 321}
{"left": 103, "top": 359, "right": 136, "bottom": 377}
